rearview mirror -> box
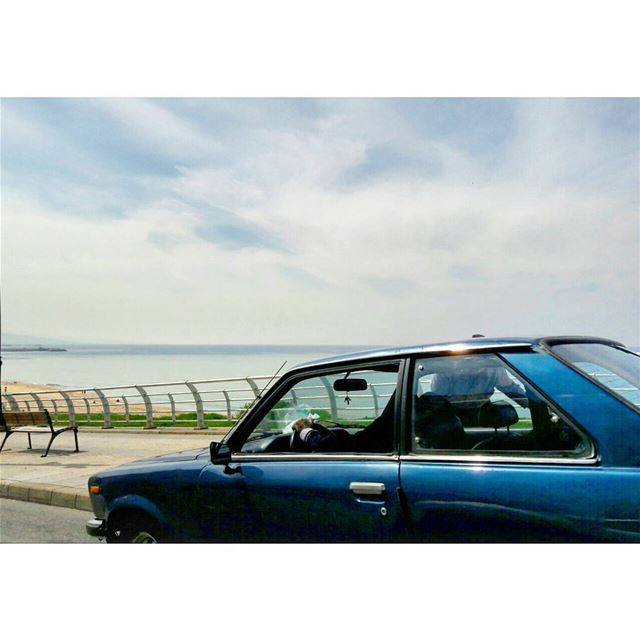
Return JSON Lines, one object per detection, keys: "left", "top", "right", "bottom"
{"left": 333, "top": 378, "right": 368, "bottom": 392}
{"left": 210, "top": 441, "right": 232, "bottom": 465}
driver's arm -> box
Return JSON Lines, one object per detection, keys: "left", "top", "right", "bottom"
{"left": 292, "top": 419, "right": 338, "bottom": 452}
{"left": 495, "top": 369, "right": 529, "bottom": 408}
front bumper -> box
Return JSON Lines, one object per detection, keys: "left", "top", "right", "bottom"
{"left": 86, "top": 518, "right": 107, "bottom": 537}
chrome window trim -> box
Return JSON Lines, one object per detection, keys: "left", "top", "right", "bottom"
{"left": 233, "top": 451, "right": 597, "bottom": 464}
{"left": 232, "top": 453, "right": 399, "bottom": 463}
{"left": 295, "top": 340, "right": 534, "bottom": 372}
{"left": 400, "top": 452, "right": 599, "bottom": 466}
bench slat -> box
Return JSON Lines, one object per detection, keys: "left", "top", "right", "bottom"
{"left": 3, "top": 411, "right": 51, "bottom": 427}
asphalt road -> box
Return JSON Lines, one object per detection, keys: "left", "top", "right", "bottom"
{"left": 0, "top": 498, "right": 102, "bottom": 543}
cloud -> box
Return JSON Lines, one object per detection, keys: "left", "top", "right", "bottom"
{"left": 278, "top": 266, "right": 326, "bottom": 289}
{"left": 364, "top": 276, "right": 416, "bottom": 296}
{"left": 194, "top": 219, "right": 282, "bottom": 251}
{"left": 2, "top": 98, "right": 638, "bottom": 345}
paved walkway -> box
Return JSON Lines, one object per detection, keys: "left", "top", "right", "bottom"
{"left": 0, "top": 429, "right": 225, "bottom": 512}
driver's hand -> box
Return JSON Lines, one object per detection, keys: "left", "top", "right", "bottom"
{"left": 291, "top": 418, "right": 313, "bottom": 433}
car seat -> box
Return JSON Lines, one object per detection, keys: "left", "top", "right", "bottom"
{"left": 470, "top": 400, "right": 522, "bottom": 451}
{"left": 414, "top": 393, "right": 466, "bottom": 450}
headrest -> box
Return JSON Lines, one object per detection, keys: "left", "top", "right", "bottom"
{"left": 415, "top": 392, "right": 456, "bottom": 417}
{"left": 477, "top": 401, "right": 518, "bottom": 429}
{"left": 414, "top": 393, "right": 464, "bottom": 448}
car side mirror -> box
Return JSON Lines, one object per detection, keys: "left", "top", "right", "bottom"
{"left": 210, "top": 441, "right": 232, "bottom": 465}
{"left": 333, "top": 378, "right": 368, "bottom": 392}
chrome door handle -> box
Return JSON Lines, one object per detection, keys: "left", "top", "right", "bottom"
{"left": 349, "top": 482, "right": 386, "bottom": 496}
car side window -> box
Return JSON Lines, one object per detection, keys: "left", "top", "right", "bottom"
{"left": 411, "top": 354, "right": 592, "bottom": 458}
{"left": 240, "top": 364, "right": 400, "bottom": 454}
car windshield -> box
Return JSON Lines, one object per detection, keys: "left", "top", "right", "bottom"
{"left": 550, "top": 342, "right": 640, "bottom": 408}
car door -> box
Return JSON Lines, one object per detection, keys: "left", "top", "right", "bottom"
{"left": 398, "top": 350, "right": 640, "bottom": 542}
{"left": 227, "top": 457, "right": 401, "bottom": 542}
{"left": 198, "top": 360, "right": 405, "bottom": 542}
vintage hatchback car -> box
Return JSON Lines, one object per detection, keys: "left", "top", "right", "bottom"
{"left": 86, "top": 336, "right": 640, "bottom": 542}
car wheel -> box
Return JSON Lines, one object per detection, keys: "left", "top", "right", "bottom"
{"left": 107, "top": 513, "right": 163, "bottom": 544}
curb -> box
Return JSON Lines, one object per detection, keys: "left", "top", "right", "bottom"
{"left": 0, "top": 480, "right": 91, "bottom": 512}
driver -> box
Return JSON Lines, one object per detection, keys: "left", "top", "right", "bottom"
{"left": 290, "top": 392, "right": 395, "bottom": 453}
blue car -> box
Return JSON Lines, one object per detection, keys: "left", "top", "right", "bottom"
{"left": 86, "top": 336, "right": 640, "bottom": 542}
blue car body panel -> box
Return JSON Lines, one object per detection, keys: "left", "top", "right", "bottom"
{"left": 399, "top": 462, "right": 640, "bottom": 542}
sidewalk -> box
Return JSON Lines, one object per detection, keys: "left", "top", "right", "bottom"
{"left": 0, "top": 429, "right": 225, "bottom": 512}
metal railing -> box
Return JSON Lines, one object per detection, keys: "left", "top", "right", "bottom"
{"left": 0, "top": 376, "right": 280, "bottom": 430}
{"left": 0, "top": 374, "right": 392, "bottom": 430}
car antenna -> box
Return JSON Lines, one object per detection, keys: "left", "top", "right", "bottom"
{"left": 245, "top": 360, "right": 288, "bottom": 412}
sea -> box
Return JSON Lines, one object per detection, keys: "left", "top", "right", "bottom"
{"left": 0, "top": 343, "right": 381, "bottom": 389}
{"left": 2, "top": 341, "right": 637, "bottom": 392}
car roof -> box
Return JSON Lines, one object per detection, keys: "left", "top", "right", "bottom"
{"left": 290, "top": 335, "right": 625, "bottom": 372}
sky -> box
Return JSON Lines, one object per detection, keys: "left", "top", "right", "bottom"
{"left": 1, "top": 98, "right": 639, "bottom": 346}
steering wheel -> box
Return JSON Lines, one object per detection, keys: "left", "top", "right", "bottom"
{"left": 290, "top": 420, "right": 335, "bottom": 452}
{"left": 471, "top": 435, "right": 500, "bottom": 451}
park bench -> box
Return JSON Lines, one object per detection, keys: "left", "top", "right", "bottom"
{"left": 0, "top": 409, "right": 79, "bottom": 457}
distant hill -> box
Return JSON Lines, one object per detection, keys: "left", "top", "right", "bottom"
{"left": 1, "top": 332, "right": 70, "bottom": 346}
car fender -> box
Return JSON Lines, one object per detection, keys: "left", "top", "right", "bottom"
{"left": 107, "top": 494, "right": 173, "bottom": 536}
